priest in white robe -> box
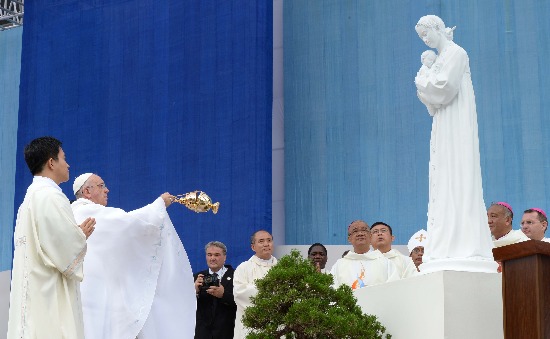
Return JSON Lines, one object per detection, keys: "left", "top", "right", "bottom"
{"left": 370, "top": 222, "right": 417, "bottom": 279}
{"left": 8, "top": 137, "right": 95, "bottom": 339}
{"left": 331, "top": 220, "right": 399, "bottom": 290}
{"left": 71, "top": 172, "right": 196, "bottom": 339}
{"left": 233, "top": 230, "right": 277, "bottom": 339}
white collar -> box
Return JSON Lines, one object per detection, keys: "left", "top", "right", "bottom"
{"left": 33, "top": 176, "right": 62, "bottom": 192}
{"left": 209, "top": 265, "right": 227, "bottom": 278}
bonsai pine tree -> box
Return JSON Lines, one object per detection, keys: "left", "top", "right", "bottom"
{"left": 242, "top": 249, "right": 391, "bottom": 339}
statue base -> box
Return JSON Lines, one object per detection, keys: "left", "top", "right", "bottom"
{"left": 420, "top": 257, "right": 498, "bottom": 274}
{"left": 355, "top": 271, "right": 503, "bottom": 339}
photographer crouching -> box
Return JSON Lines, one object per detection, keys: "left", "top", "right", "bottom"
{"left": 194, "top": 241, "right": 237, "bottom": 339}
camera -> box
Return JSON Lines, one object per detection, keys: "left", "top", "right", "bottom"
{"left": 201, "top": 273, "right": 220, "bottom": 290}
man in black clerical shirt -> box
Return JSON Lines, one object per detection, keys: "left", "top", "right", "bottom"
{"left": 194, "top": 241, "right": 237, "bottom": 339}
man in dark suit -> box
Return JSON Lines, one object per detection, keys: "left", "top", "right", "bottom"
{"left": 194, "top": 241, "right": 237, "bottom": 339}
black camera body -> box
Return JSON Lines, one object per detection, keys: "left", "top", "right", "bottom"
{"left": 201, "top": 273, "right": 220, "bottom": 290}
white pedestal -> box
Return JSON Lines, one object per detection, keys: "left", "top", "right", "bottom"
{"left": 354, "top": 271, "right": 503, "bottom": 339}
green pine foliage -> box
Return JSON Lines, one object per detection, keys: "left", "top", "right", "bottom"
{"left": 242, "top": 250, "right": 391, "bottom": 339}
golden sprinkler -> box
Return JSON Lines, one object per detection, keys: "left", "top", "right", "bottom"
{"left": 173, "top": 191, "right": 220, "bottom": 214}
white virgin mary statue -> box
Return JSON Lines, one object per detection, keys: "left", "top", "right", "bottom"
{"left": 414, "top": 15, "right": 497, "bottom": 273}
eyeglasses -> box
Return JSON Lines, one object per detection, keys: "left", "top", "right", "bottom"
{"left": 87, "top": 183, "right": 108, "bottom": 190}
{"left": 371, "top": 228, "right": 389, "bottom": 235}
{"left": 254, "top": 238, "right": 273, "bottom": 245}
{"left": 348, "top": 228, "right": 370, "bottom": 236}
{"left": 412, "top": 247, "right": 424, "bottom": 254}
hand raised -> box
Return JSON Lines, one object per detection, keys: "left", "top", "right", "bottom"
{"left": 79, "top": 217, "right": 96, "bottom": 239}
{"left": 161, "top": 192, "right": 175, "bottom": 207}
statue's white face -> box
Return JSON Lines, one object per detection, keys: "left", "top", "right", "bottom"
{"left": 416, "top": 26, "right": 440, "bottom": 49}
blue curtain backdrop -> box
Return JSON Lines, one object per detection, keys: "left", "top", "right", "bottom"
{"left": 14, "top": 1, "right": 272, "bottom": 273}
{"left": 284, "top": 0, "right": 550, "bottom": 245}
{"left": 0, "top": 28, "right": 22, "bottom": 271}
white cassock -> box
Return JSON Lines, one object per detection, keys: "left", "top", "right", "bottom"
{"left": 383, "top": 249, "right": 418, "bottom": 279}
{"left": 71, "top": 197, "right": 195, "bottom": 339}
{"left": 330, "top": 250, "right": 400, "bottom": 290}
{"left": 415, "top": 41, "right": 495, "bottom": 265}
{"left": 8, "top": 176, "right": 87, "bottom": 339}
{"left": 492, "top": 230, "right": 529, "bottom": 248}
{"left": 233, "top": 255, "right": 277, "bottom": 339}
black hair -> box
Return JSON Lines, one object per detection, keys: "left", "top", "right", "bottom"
{"left": 24, "top": 136, "right": 62, "bottom": 175}
{"left": 371, "top": 221, "right": 393, "bottom": 235}
{"left": 307, "top": 242, "right": 327, "bottom": 255}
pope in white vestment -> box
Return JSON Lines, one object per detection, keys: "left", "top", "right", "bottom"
{"left": 233, "top": 230, "right": 278, "bottom": 339}
{"left": 8, "top": 175, "right": 91, "bottom": 338}
{"left": 71, "top": 173, "right": 196, "bottom": 339}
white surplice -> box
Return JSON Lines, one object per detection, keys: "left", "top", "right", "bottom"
{"left": 492, "top": 229, "right": 529, "bottom": 248}
{"left": 71, "top": 197, "right": 195, "bottom": 339}
{"left": 330, "top": 250, "right": 400, "bottom": 290}
{"left": 383, "top": 249, "right": 418, "bottom": 279}
{"left": 415, "top": 42, "right": 495, "bottom": 267}
{"left": 233, "top": 255, "right": 277, "bottom": 339}
{"left": 8, "top": 176, "right": 88, "bottom": 339}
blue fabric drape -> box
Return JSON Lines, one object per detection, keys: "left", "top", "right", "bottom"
{"left": 15, "top": 1, "right": 272, "bottom": 273}
{"left": 0, "top": 28, "right": 22, "bottom": 271}
{"left": 284, "top": 0, "right": 550, "bottom": 245}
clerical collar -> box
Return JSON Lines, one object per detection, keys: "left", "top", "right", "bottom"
{"left": 209, "top": 265, "right": 227, "bottom": 278}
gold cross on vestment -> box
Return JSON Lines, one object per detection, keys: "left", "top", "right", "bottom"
{"left": 416, "top": 234, "right": 426, "bottom": 242}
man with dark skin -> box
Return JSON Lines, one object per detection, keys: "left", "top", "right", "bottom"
{"left": 307, "top": 243, "right": 328, "bottom": 273}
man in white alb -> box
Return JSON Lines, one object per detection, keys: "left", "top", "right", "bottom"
{"left": 71, "top": 172, "right": 196, "bottom": 339}
{"left": 7, "top": 137, "right": 95, "bottom": 339}
{"left": 370, "top": 221, "right": 417, "bottom": 278}
{"left": 233, "top": 230, "right": 278, "bottom": 339}
{"left": 331, "top": 220, "right": 399, "bottom": 290}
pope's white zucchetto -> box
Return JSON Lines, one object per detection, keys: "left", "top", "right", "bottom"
{"left": 73, "top": 173, "right": 93, "bottom": 195}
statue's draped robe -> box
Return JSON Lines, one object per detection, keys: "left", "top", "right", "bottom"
{"left": 415, "top": 42, "right": 495, "bottom": 264}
